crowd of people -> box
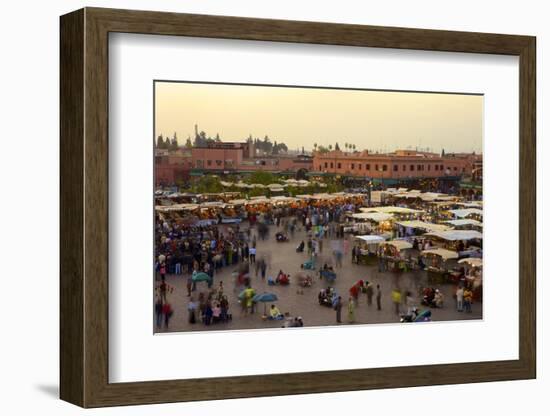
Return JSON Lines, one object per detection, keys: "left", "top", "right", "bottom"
{"left": 154, "top": 192, "right": 481, "bottom": 331}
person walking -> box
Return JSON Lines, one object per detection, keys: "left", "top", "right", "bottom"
{"left": 456, "top": 286, "right": 464, "bottom": 312}
{"left": 186, "top": 274, "right": 192, "bottom": 297}
{"left": 162, "top": 301, "right": 173, "bottom": 329}
{"left": 463, "top": 287, "right": 473, "bottom": 313}
{"left": 365, "top": 283, "right": 374, "bottom": 306}
{"left": 335, "top": 296, "right": 343, "bottom": 323}
{"left": 376, "top": 284, "right": 382, "bottom": 310}
{"left": 260, "top": 258, "right": 267, "bottom": 279}
{"left": 154, "top": 296, "right": 163, "bottom": 329}
{"left": 187, "top": 297, "right": 197, "bottom": 324}
{"left": 249, "top": 246, "right": 256, "bottom": 263}
{"left": 347, "top": 297, "right": 356, "bottom": 323}
{"left": 391, "top": 288, "right": 402, "bottom": 315}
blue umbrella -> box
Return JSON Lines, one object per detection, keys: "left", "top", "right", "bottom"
{"left": 253, "top": 292, "right": 278, "bottom": 303}
{"left": 252, "top": 292, "right": 278, "bottom": 315}
{"left": 192, "top": 272, "right": 211, "bottom": 282}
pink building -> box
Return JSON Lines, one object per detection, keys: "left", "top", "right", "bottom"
{"left": 313, "top": 149, "right": 480, "bottom": 179}
{"left": 154, "top": 149, "right": 193, "bottom": 186}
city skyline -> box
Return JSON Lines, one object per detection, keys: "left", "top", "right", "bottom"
{"left": 155, "top": 81, "right": 483, "bottom": 154}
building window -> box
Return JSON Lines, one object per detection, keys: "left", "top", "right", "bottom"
{"left": 351, "top": 163, "right": 355, "bottom": 170}
{"left": 454, "top": 166, "right": 458, "bottom": 171}
{"left": 324, "top": 162, "right": 328, "bottom": 168}
{"left": 428, "top": 164, "right": 431, "bottom": 171}
{"left": 366, "top": 164, "right": 370, "bottom": 170}
{"left": 330, "top": 162, "right": 334, "bottom": 168}
{"left": 410, "top": 165, "right": 414, "bottom": 171}
{"left": 393, "top": 165, "right": 398, "bottom": 172}
{"left": 383, "top": 165, "right": 388, "bottom": 171}
{"left": 337, "top": 163, "right": 341, "bottom": 169}
{"left": 358, "top": 164, "right": 362, "bottom": 170}
{"left": 435, "top": 165, "right": 438, "bottom": 171}
{"left": 207, "top": 160, "right": 212, "bottom": 166}
{"left": 319, "top": 165, "right": 322, "bottom": 170}
{"left": 440, "top": 164, "right": 444, "bottom": 170}
{"left": 375, "top": 164, "right": 379, "bottom": 171}
{"left": 402, "top": 165, "right": 406, "bottom": 171}
{"left": 216, "top": 160, "right": 222, "bottom": 166}
{"left": 417, "top": 164, "right": 422, "bottom": 171}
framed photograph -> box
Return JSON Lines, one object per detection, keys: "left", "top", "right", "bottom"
{"left": 60, "top": 7, "right": 536, "bottom": 408}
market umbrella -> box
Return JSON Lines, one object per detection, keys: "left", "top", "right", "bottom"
{"left": 252, "top": 292, "right": 278, "bottom": 315}
{"left": 458, "top": 257, "right": 483, "bottom": 267}
{"left": 192, "top": 272, "right": 211, "bottom": 282}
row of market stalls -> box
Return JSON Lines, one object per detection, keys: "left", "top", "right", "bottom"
{"left": 352, "top": 225, "right": 483, "bottom": 292}
{"left": 349, "top": 190, "right": 483, "bottom": 292}
{"left": 155, "top": 192, "right": 368, "bottom": 224}
{"left": 218, "top": 179, "right": 327, "bottom": 192}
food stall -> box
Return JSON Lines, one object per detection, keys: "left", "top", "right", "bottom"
{"left": 219, "top": 201, "right": 246, "bottom": 223}
{"left": 458, "top": 257, "right": 483, "bottom": 301}
{"left": 354, "top": 235, "right": 385, "bottom": 265}
{"left": 378, "top": 240, "right": 414, "bottom": 272}
{"left": 360, "top": 206, "right": 424, "bottom": 221}
{"left": 349, "top": 212, "right": 394, "bottom": 236}
{"left": 420, "top": 247, "right": 460, "bottom": 283}
{"left": 445, "top": 219, "right": 483, "bottom": 231}
{"left": 423, "top": 230, "right": 483, "bottom": 258}
{"left": 447, "top": 208, "right": 483, "bottom": 221}
{"left": 394, "top": 220, "right": 450, "bottom": 240}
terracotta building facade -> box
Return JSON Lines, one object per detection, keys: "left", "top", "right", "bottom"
{"left": 312, "top": 149, "right": 481, "bottom": 180}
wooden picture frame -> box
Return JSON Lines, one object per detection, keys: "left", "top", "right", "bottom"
{"left": 60, "top": 7, "right": 536, "bottom": 408}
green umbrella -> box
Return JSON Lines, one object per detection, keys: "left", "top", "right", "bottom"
{"left": 192, "top": 272, "right": 211, "bottom": 282}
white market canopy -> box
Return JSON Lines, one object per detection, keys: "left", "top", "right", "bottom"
{"left": 419, "top": 192, "right": 457, "bottom": 202}
{"left": 245, "top": 198, "right": 271, "bottom": 205}
{"left": 360, "top": 206, "right": 423, "bottom": 214}
{"left": 228, "top": 199, "right": 248, "bottom": 205}
{"left": 155, "top": 203, "right": 199, "bottom": 212}
{"left": 449, "top": 208, "right": 483, "bottom": 218}
{"left": 445, "top": 219, "right": 483, "bottom": 227}
{"left": 458, "top": 257, "right": 483, "bottom": 267}
{"left": 200, "top": 201, "right": 226, "bottom": 208}
{"left": 383, "top": 240, "right": 413, "bottom": 250}
{"left": 270, "top": 196, "right": 296, "bottom": 203}
{"left": 395, "top": 220, "right": 451, "bottom": 232}
{"left": 351, "top": 212, "right": 394, "bottom": 222}
{"left": 355, "top": 235, "right": 386, "bottom": 244}
{"left": 235, "top": 182, "right": 252, "bottom": 189}
{"left": 421, "top": 248, "right": 459, "bottom": 260}
{"left": 424, "top": 230, "right": 483, "bottom": 241}
{"left": 311, "top": 193, "right": 340, "bottom": 200}
{"left": 456, "top": 201, "right": 483, "bottom": 208}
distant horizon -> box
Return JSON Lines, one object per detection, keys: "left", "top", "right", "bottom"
{"left": 155, "top": 81, "right": 483, "bottom": 154}
{"left": 156, "top": 133, "right": 482, "bottom": 156}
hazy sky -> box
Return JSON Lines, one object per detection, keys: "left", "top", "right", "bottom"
{"left": 155, "top": 81, "right": 483, "bottom": 153}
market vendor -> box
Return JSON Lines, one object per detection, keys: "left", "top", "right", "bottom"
{"left": 269, "top": 304, "right": 284, "bottom": 320}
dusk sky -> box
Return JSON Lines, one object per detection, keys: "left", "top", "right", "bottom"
{"left": 155, "top": 81, "right": 483, "bottom": 153}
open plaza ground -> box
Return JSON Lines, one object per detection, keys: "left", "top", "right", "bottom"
{"left": 155, "top": 221, "right": 482, "bottom": 333}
